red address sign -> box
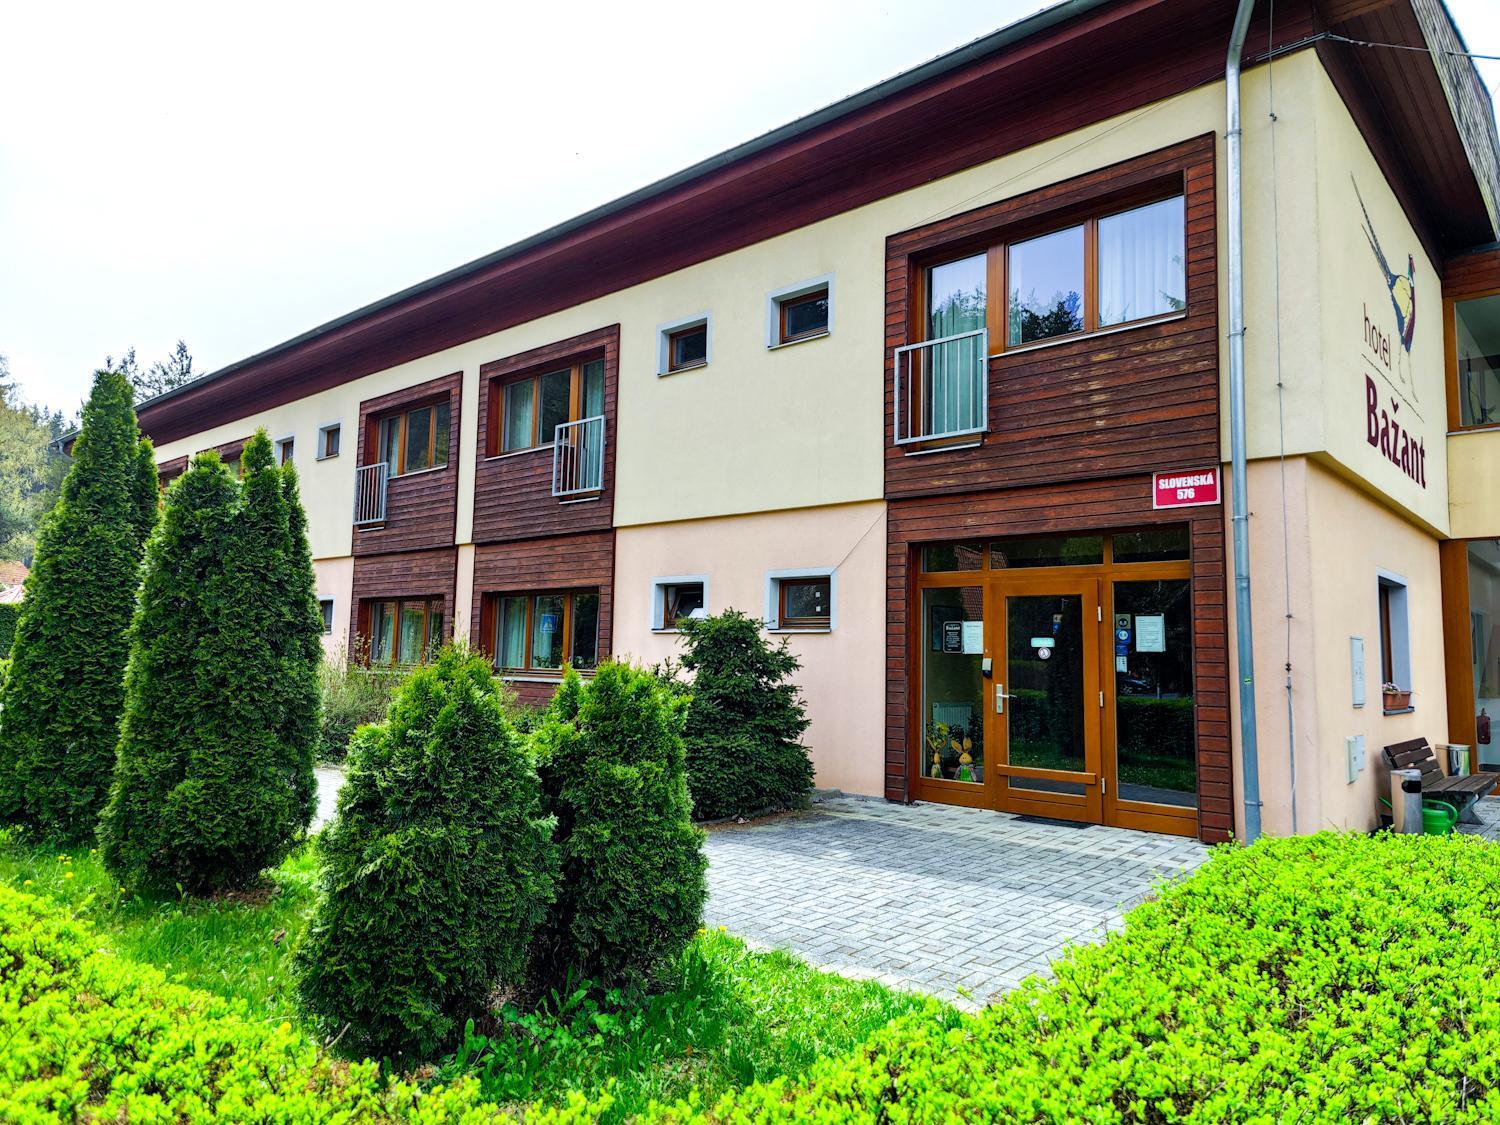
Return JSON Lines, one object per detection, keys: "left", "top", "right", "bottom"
{"left": 1152, "top": 468, "right": 1221, "bottom": 509}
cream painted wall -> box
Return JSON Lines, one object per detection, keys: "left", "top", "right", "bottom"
{"left": 155, "top": 55, "right": 1339, "bottom": 551}
{"left": 1448, "top": 429, "right": 1500, "bottom": 539}
{"left": 314, "top": 556, "right": 353, "bottom": 659}
{"left": 612, "top": 501, "right": 887, "bottom": 798}
{"left": 1229, "top": 457, "right": 1446, "bottom": 839}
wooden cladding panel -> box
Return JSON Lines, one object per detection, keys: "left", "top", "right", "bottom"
{"left": 353, "top": 372, "right": 461, "bottom": 557}
{"left": 469, "top": 530, "right": 615, "bottom": 688}
{"left": 1444, "top": 247, "right": 1500, "bottom": 298}
{"left": 885, "top": 478, "right": 1232, "bottom": 844}
{"left": 348, "top": 547, "right": 459, "bottom": 652}
{"left": 473, "top": 326, "right": 619, "bottom": 545}
{"left": 884, "top": 137, "right": 1220, "bottom": 501}
{"left": 157, "top": 454, "right": 187, "bottom": 484}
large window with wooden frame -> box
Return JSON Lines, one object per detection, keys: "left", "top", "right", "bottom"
{"left": 918, "top": 192, "right": 1186, "bottom": 354}
{"left": 488, "top": 358, "right": 605, "bottom": 457}
{"left": 366, "top": 597, "right": 444, "bottom": 667}
{"left": 377, "top": 400, "right": 451, "bottom": 475}
{"left": 1454, "top": 292, "right": 1500, "bottom": 429}
{"left": 491, "top": 589, "right": 600, "bottom": 673}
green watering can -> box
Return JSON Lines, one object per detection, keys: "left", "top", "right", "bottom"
{"left": 1421, "top": 799, "right": 1459, "bottom": 836}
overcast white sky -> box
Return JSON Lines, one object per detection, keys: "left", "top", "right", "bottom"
{"left": 3, "top": 0, "right": 1497, "bottom": 416}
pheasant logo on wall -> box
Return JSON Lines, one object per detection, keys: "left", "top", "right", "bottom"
{"left": 1354, "top": 176, "right": 1417, "bottom": 401}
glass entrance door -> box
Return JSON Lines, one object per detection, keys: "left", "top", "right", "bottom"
{"left": 995, "top": 580, "right": 1101, "bottom": 822}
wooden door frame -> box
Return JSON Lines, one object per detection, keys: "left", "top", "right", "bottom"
{"left": 990, "top": 574, "right": 1103, "bottom": 825}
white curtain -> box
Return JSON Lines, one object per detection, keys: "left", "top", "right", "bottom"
{"left": 1098, "top": 196, "right": 1185, "bottom": 326}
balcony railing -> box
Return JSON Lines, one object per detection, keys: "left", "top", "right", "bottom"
{"left": 552, "top": 415, "right": 606, "bottom": 498}
{"left": 353, "top": 461, "right": 389, "bottom": 526}
{"left": 893, "top": 328, "right": 988, "bottom": 445}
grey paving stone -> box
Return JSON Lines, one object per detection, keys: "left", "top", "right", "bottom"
{"left": 704, "top": 793, "right": 1206, "bottom": 1010}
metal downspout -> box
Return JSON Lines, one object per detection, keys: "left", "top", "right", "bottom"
{"left": 1226, "top": 0, "right": 1262, "bottom": 844}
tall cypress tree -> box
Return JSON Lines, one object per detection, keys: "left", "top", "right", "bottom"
{"left": 99, "top": 452, "right": 242, "bottom": 889}
{"left": 0, "top": 371, "right": 156, "bottom": 839}
{"left": 278, "top": 461, "right": 322, "bottom": 832}
{"left": 101, "top": 432, "right": 317, "bottom": 893}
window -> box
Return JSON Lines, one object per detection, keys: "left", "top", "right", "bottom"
{"left": 1008, "top": 224, "right": 1085, "bottom": 345}
{"left": 1466, "top": 540, "right": 1500, "bottom": 740}
{"left": 920, "top": 529, "right": 1190, "bottom": 572}
{"left": 492, "top": 590, "right": 600, "bottom": 673}
{"left": 917, "top": 192, "right": 1186, "bottom": 354}
{"left": 653, "top": 577, "right": 707, "bottom": 631}
{"left": 366, "top": 598, "right": 443, "bottom": 667}
{"left": 657, "top": 314, "right": 711, "bottom": 375}
{"left": 319, "top": 597, "right": 334, "bottom": 635}
{"left": 1454, "top": 292, "right": 1500, "bottom": 429}
{"left": 768, "top": 571, "right": 835, "bottom": 631}
{"left": 1378, "top": 574, "right": 1412, "bottom": 706}
{"left": 768, "top": 277, "right": 833, "bottom": 346}
{"left": 669, "top": 325, "right": 707, "bottom": 371}
{"left": 489, "top": 359, "right": 605, "bottom": 456}
{"left": 275, "top": 436, "right": 295, "bottom": 466}
{"left": 318, "top": 424, "right": 341, "bottom": 460}
{"left": 377, "top": 400, "right": 451, "bottom": 475}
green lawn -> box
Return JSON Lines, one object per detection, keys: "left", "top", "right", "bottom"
{"left": 0, "top": 829, "right": 944, "bottom": 1120}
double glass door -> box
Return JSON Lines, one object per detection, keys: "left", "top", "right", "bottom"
{"left": 915, "top": 531, "right": 1198, "bottom": 835}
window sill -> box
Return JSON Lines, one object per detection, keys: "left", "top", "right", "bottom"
{"left": 499, "top": 671, "right": 596, "bottom": 683}
{"left": 388, "top": 464, "right": 449, "bottom": 481}
{"left": 315, "top": 453, "right": 339, "bottom": 461}
{"left": 767, "top": 626, "right": 833, "bottom": 635}
{"left": 901, "top": 435, "right": 984, "bottom": 457}
{"left": 767, "top": 331, "right": 830, "bottom": 351}
{"left": 486, "top": 444, "right": 552, "bottom": 462}
{"left": 1383, "top": 706, "right": 1416, "bottom": 716}
{"left": 988, "top": 310, "right": 1188, "bottom": 360}
{"left": 1448, "top": 423, "right": 1500, "bottom": 437}
{"left": 659, "top": 361, "right": 708, "bottom": 377}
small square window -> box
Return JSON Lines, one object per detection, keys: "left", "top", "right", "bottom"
{"left": 769, "top": 571, "right": 834, "bottom": 631}
{"left": 319, "top": 598, "right": 334, "bottom": 635}
{"left": 779, "top": 289, "right": 829, "bottom": 343}
{"left": 275, "top": 436, "right": 295, "bottom": 466}
{"left": 657, "top": 581, "right": 706, "bottom": 630}
{"left": 317, "top": 424, "right": 341, "bottom": 460}
{"left": 658, "top": 315, "right": 710, "bottom": 375}
{"left": 669, "top": 325, "right": 708, "bottom": 371}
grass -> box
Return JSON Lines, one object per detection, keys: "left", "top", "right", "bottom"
{"left": 0, "top": 827, "right": 316, "bottom": 1024}
{"left": 0, "top": 829, "right": 943, "bottom": 1120}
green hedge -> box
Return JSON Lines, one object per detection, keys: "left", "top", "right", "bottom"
{"left": 0, "top": 883, "right": 515, "bottom": 1121}
{"left": 0, "top": 601, "right": 19, "bottom": 659}
{"left": 542, "top": 831, "right": 1500, "bottom": 1124}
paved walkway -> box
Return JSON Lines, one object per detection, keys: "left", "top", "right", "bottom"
{"left": 703, "top": 794, "right": 1207, "bottom": 1008}
{"left": 311, "top": 770, "right": 1208, "bottom": 1008}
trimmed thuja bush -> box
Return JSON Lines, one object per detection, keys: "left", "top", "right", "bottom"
{"left": 295, "top": 647, "right": 558, "bottom": 1064}
{"left": 0, "top": 883, "right": 506, "bottom": 1120}
{"left": 100, "top": 432, "right": 319, "bottom": 893}
{"left": 531, "top": 662, "right": 707, "bottom": 993}
{"left": 676, "top": 610, "right": 813, "bottom": 820}
{"left": 0, "top": 371, "right": 156, "bottom": 839}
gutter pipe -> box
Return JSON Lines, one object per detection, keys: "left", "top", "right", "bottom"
{"left": 1226, "top": 0, "right": 1263, "bottom": 844}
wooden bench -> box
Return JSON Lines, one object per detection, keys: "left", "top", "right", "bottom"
{"left": 1384, "top": 738, "right": 1500, "bottom": 824}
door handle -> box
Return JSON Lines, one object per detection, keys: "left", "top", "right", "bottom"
{"left": 995, "top": 684, "right": 1013, "bottom": 713}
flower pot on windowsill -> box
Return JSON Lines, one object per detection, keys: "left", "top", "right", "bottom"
{"left": 1383, "top": 689, "right": 1412, "bottom": 712}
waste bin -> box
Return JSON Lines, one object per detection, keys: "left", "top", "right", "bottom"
{"left": 1448, "top": 744, "right": 1472, "bottom": 778}
{"left": 1392, "top": 768, "right": 1423, "bottom": 834}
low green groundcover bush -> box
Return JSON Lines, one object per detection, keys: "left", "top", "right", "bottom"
{"left": 0, "top": 882, "right": 513, "bottom": 1121}
{"left": 582, "top": 831, "right": 1500, "bottom": 1124}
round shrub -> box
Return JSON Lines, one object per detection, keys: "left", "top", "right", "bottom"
{"left": 0, "top": 371, "right": 156, "bottom": 839}
{"left": 675, "top": 610, "right": 813, "bottom": 820}
{"left": 531, "top": 662, "right": 707, "bottom": 993}
{"left": 294, "top": 647, "right": 558, "bottom": 1064}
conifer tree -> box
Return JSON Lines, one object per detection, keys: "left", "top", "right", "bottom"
{"left": 101, "top": 433, "right": 318, "bottom": 892}
{"left": 676, "top": 609, "right": 813, "bottom": 820}
{"left": 0, "top": 371, "right": 155, "bottom": 838}
{"left": 278, "top": 462, "right": 322, "bottom": 831}
{"left": 530, "top": 662, "right": 707, "bottom": 992}
{"left": 295, "top": 648, "right": 557, "bottom": 1063}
